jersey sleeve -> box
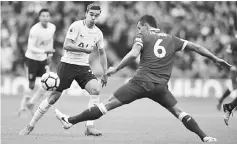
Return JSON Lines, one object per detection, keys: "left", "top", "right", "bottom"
{"left": 133, "top": 33, "right": 144, "bottom": 48}
{"left": 172, "top": 36, "right": 188, "bottom": 52}
{"left": 66, "top": 22, "right": 79, "bottom": 41}
{"left": 96, "top": 31, "right": 105, "bottom": 49}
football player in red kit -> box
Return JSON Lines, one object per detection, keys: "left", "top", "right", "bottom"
{"left": 55, "top": 15, "right": 231, "bottom": 142}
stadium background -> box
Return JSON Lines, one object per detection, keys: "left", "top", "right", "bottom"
{"left": 1, "top": 1, "right": 237, "bottom": 144}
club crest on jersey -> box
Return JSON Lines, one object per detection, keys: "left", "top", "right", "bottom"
{"left": 69, "top": 27, "right": 75, "bottom": 33}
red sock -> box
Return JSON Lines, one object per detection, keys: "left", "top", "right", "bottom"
{"left": 181, "top": 115, "right": 207, "bottom": 140}
{"left": 68, "top": 105, "right": 103, "bottom": 125}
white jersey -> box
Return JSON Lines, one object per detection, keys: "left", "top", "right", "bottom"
{"left": 25, "top": 22, "right": 56, "bottom": 61}
{"left": 61, "top": 20, "right": 104, "bottom": 66}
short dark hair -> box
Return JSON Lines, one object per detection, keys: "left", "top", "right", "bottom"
{"left": 139, "top": 15, "right": 157, "bottom": 28}
{"left": 39, "top": 8, "right": 50, "bottom": 16}
{"left": 86, "top": 3, "right": 101, "bottom": 13}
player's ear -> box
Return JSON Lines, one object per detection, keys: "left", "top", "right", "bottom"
{"left": 144, "top": 23, "right": 149, "bottom": 30}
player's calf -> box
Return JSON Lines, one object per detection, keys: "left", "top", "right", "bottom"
{"left": 168, "top": 106, "right": 216, "bottom": 142}
{"left": 67, "top": 103, "right": 108, "bottom": 125}
{"left": 178, "top": 112, "right": 217, "bottom": 142}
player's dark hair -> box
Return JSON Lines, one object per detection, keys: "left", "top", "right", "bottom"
{"left": 39, "top": 8, "right": 50, "bottom": 16}
{"left": 139, "top": 15, "right": 157, "bottom": 28}
{"left": 86, "top": 3, "right": 101, "bottom": 13}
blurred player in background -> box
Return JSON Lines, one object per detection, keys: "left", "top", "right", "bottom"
{"left": 217, "top": 34, "right": 237, "bottom": 110}
{"left": 18, "top": 8, "right": 56, "bottom": 117}
{"left": 223, "top": 97, "right": 237, "bottom": 126}
{"left": 55, "top": 15, "right": 231, "bottom": 142}
{"left": 19, "top": 3, "right": 108, "bottom": 136}
{"left": 221, "top": 33, "right": 237, "bottom": 126}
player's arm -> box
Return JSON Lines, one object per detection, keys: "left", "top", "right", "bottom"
{"left": 185, "top": 41, "right": 232, "bottom": 69}
{"left": 185, "top": 41, "right": 219, "bottom": 62}
{"left": 47, "top": 25, "right": 57, "bottom": 57}
{"left": 97, "top": 33, "right": 107, "bottom": 74}
{"left": 106, "top": 33, "right": 143, "bottom": 76}
{"left": 63, "top": 22, "right": 93, "bottom": 54}
{"left": 98, "top": 48, "right": 107, "bottom": 74}
{"left": 114, "top": 43, "right": 142, "bottom": 73}
{"left": 63, "top": 38, "right": 93, "bottom": 54}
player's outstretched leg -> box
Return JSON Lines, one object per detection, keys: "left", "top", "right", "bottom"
{"left": 222, "top": 97, "right": 237, "bottom": 126}
{"left": 167, "top": 105, "right": 217, "bottom": 142}
{"left": 19, "top": 91, "right": 61, "bottom": 135}
{"left": 217, "top": 88, "right": 231, "bottom": 110}
{"left": 55, "top": 95, "right": 123, "bottom": 131}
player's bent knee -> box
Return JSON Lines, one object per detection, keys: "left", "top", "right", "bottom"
{"left": 167, "top": 105, "right": 183, "bottom": 118}
{"left": 104, "top": 95, "right": 123, "bottom": 111}
{"left": 89, "top": 88, "right": 100, "bottom": 95}
{"left": 47, "top": 91, "right": 62, "bottom": 105}
{"left": 96, "top": 103, "right": 108, "bottom": 115}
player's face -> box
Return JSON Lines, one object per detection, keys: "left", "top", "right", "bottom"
{"left": 39, "top": 12, "right": 50, "bottom": 26}
{"left": 137, "top": 21, "right": 147, "bottom": 35}
{"left": 85, "top": 9, "right": 101, "bottom": 27}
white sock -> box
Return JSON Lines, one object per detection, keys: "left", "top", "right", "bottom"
{"left": 20, "top": 95, "right": 30, "bottom": 110}
{"left": 86, "top": 95, "right": 99, "bottom": 127}
{"left": 29, "top": 98, "right": 51, "bottom": 127}
{"left": 29, "top": 88, "right": 47, "bottom": 104}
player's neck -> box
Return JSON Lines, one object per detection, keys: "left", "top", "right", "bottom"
{"left": 84, "top": 20, "right": 94, "bottom": 29}
{"left": 40, "top": 23, "right": 48, "bottom": 29}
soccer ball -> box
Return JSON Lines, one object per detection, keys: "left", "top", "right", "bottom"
{"left": 41, "top": 72, "right": 60, "bottom": 91}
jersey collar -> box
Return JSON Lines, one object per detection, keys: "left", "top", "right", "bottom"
{"left": 149, "top": 28, "right": 160, "bottom": 32}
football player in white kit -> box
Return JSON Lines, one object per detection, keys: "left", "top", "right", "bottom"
{"left": 18, "top": 8, "right": 56, "bottom": 116}
{"left": 19, "top": 4, "right": 108, "bottom": 136}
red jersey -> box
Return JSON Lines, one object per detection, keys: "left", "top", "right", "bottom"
{"left": 133, "top": 31, "right": 187, "bottom": 84}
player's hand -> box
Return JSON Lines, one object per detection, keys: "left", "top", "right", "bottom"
{"left": 101, "top": 74, "right": 108, "bottom": 87}
{"left": 215, "top": 58, "right": 232, "bottom": 69}
{"left": 230, "top": 66, "right": 237, "bottom": 71}
{"left": 106, "top": 67, "right": 117, "bottom": 76}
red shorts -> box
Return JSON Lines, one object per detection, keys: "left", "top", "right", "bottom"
{"left": 113, "top": 79, "right": 177, "bottom": 108}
